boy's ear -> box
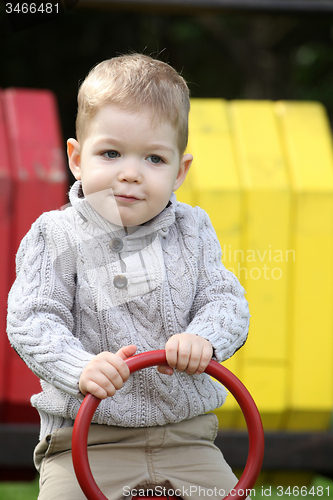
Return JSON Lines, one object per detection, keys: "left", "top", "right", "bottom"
{"left": 67, "top": 139, "right": 82, "bottom": 180}
{"left": 173, "top": 153, "right": 193, "bottom": 192}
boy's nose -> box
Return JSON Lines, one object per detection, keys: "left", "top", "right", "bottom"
{"left": 118, "top": 160, "right": 142, "bottom": 183}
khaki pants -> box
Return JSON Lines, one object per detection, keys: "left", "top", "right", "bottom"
{"left": 34, "top": 414, "right": 238, "bottom": 500}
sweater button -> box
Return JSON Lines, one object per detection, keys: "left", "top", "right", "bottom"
{"left": 113, "top": 275, "right": 128, "bottom": 289}
{"left": 109, "top": 238, "right": 123, "bottom": 252}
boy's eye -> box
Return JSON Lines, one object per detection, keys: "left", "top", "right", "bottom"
{"left": 103, "top": 150, "right": 120, "bottom": 159}
{"left": 147, "top": 155, "right": 163, "bottom": 164}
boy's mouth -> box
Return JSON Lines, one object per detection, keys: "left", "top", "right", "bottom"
{"left": 114, "top": 194, "right": 140, "bottom": 203}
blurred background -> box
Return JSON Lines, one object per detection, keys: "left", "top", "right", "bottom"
{"left": 1, "top": 0, "right": 333, "bottom": 497}
{"left": 1, "top": 1, "right": 333, "bottom": 155}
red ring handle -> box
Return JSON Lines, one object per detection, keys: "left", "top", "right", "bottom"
{"left": 72, "top": 350, "right": 264, "bottom": 500}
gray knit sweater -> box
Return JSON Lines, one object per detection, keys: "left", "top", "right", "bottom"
{"left": 7, "top": 181, "right": 249, "bottom": 440}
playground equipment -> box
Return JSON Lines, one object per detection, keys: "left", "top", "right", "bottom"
{"left": 0, "top": 88, "right": 67, "bottom": 425}
{"left": 72, "top": 350, "right": 265, "bottom": 500}
{"left": 1, "top": 92, "right": 333, "bottom": 478}
{"left": 177, "top": 98, "right": 333, "bottom": 432}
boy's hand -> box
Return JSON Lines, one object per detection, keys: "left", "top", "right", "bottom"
{"left": 79, "top": 345, "right": 137, "bottom": 399}
{"left": 157, "top": 333, "right": 213, "bottom": 376}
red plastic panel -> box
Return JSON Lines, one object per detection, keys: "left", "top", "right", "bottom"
{"left": 4, "top": 88, "right": 67, "bottom": 262}
{"left": 0, "top": 91, "right": 13, "bottom": 421}
{"left": 2, "top": 88, "right": 67, "bottom": 423}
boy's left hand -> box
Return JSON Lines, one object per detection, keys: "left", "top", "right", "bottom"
{"left": 157, "top": 333, "right": 213, "bottom": 376}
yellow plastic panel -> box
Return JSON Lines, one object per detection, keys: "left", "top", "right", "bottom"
{"left": 229, "top": 101, "right": 291, "bottom": 429}
{"left": 240, "top": 363, "right": 287, "bottom": 429}
{"left": 177, "top": 99, "right": 242, "bottom": 428}
{"left": 184, "top": 99, "right": 241, "bottom": 242}
{"left": 276, "top": 102, "right": 333, "bottom": 430}
{"left": 178, "top": 98, "right": 333, "bottom": 431}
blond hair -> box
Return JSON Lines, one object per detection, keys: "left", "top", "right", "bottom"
{"left": 76, "top": 53, "right": 190, "bottom": 154}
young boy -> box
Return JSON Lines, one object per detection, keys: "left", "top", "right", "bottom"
{"left": 7, "top": 54, "right": 250, "bottom": 500}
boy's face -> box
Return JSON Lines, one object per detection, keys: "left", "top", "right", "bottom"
{"left": 67, "top": 104, "right": 192, "bottom": 227}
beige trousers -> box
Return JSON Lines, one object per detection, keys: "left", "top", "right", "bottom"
{"left": 34, "top": 414, "right": 239, "bottom": 500}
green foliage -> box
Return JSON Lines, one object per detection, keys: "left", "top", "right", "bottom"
{"left": 0, "top": 478, "right": 39, "bottom": 500}
{"left": 1, "top": 7, "right": 333, "bottom": 156}
{"left": 0, "top": 476, "right": 333, "bottom": 500}
{"left": 255, "top": 477, "right": 333, "bottom": 499}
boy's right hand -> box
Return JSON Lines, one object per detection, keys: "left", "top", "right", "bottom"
{"left": 79, "top": 345, "right": 137, "bottom": 399}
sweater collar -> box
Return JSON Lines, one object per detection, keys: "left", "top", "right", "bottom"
{"left": 68, "top": 181, "right": 176, "bottom": 240}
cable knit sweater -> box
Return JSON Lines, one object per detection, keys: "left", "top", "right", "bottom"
{"left": 7, "top": 181, "right": 250, "bottom": 440}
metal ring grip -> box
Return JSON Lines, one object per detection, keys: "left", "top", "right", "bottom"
{"left": 72, "top": 350, "right": 265, "bottom": 500}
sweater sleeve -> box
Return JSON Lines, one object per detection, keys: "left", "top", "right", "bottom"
{"left": 6, "top": 213, "right": 94, "bottom": 397}
{"left": 185, "top": 208, "right": 250, "bottom": 362}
